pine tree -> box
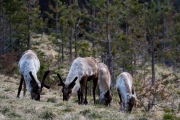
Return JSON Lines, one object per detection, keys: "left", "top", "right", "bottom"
{"left": 143, "top": 0, "right": 170, "bottom": 85}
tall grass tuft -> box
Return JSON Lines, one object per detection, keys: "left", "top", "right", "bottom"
{"left": 39, "top": 109, "right": 54, "bottom": 120}
{"left": 47, "top": 97, "right": 57, "bottom": 103}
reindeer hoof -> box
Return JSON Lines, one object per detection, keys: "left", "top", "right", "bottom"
{"left": 78, "top": 102, "right": 84, "bottom": 105}
{"left": 84, "top": 100, "right": 88, "bottom": 105}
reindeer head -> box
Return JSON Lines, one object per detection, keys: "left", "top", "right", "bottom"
{"left": 126, "top": 93, "right": 136, "bottom": 112}
{"left": 57, "top": 73, "right": 78, "bottom": 101}
{"left": 99, "top": 90, "right": 113, "bottom": 106}
{"left": 29, "top": 70, "right": 50, "bottom": 101}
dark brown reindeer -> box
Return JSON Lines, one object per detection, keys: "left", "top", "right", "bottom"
{"left": 98, "top": 63, "right": 112, "bottom": 106}
{"left": 17, "top": 50, "right": 50, "bottom": 101}
{"left": 57, "top": 57, "right": 99, "bottom": 104}
{"left": 116, "top": 72, "right": 137, "bottom": 112}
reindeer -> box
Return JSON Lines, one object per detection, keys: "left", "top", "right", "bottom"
{"left": 116, "top": 72, "right": 136, "bottom": 112}
{"left": 16, "top": 50, "right": 50, "bottom": 101}
{"left": 57, "top": 57, "right": 99, "bottom": 104}
{"left": 98, "top": 63, "right": 112, "bottom": 106}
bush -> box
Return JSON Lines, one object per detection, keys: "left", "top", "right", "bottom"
{"left": 163, "top": 113, "right": 174, "bottom": 120}
{"left": 0, "top": 51, "right": 17, "bottom": 74}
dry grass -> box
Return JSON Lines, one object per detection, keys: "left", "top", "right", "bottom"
{"left": 1, "top": 66, "right": 180, "bottom": 120}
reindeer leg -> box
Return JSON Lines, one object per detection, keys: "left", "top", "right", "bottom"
{"left": 23, "top": 79, "right": 26, "bottom": 98}
{"left": 78, "top": 89, "right": 81, "bottom": 104}
{"left": 118, "top": 89, "right": 123, "bottom": 112}
{"left": 79, "top": 79, "right": 85, "bottom": 104}
{"left": 93, "top": 78, "right": 98, "bottom": 105}
{"left": 84, "top": 79, "right": 88, "bottom": 105}
{"left": 132, "top": 85, "right": 135, "bottom": 94}
{"left": 16, "top": 75, "right": 24, "bottom": 98}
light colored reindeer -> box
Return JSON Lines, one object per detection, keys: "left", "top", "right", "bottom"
{"left": 57, "top": 57, "right": 99, "bottom": 104}
{"left": 98, "top": 63, "right": 112, "bottom": 106}
{"left": 17, "top": 50, "right": 50, "bottom": 101}
{"left": 116, "top": 72, "right": 136, "bottom": 112}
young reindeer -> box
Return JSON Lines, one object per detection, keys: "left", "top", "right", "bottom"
{"left": 98, "top": 63, "right": 112, "bottom": 106}
{"left": 116, "top": 72, "right": 137, "bottom": 112}
{"left": 17, "top": 50, "right": 50, "bottom": 101}
{"left": 57, "top": 57, "right": 99, "bottom": 104}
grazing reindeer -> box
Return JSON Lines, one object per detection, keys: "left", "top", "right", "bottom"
{"left": 57, "top": 57, "right": 99, "bottom": 104}
{"left": 98, "top": 63, "right": 112, "bottom": 106}
{"left": 17, "top": 50, "right": 50, "bottom": 101}
{"left": 116, "top": 72, "right": 136, "bottom": 112}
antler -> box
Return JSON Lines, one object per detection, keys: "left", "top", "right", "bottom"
{"left": 29, "top": 71, "right": 36, "bottom": 83}
{"left": 57, "top": 73, "right": 65, "bottom": 86}
{"left": 41, "top": 70, "right": 50, "bottom": 89}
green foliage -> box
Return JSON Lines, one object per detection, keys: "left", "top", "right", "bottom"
{"left": 47, "top": 97, "right": 57, "bottom": 103}
{"left": 76, "top": 40, "right": 92, "bottom": 57}
{"left": 163, "top": 107, "right": 174, "bottom": 113}
{"left": 163, "top": 113, "right": 175, "bottom": 120}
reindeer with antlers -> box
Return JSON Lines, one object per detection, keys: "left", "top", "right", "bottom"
{"left": 57, "top": 57, "right": 99, "bottom": 104}
{"left": 16, "top": 50, "right": 50, "bottom": 101}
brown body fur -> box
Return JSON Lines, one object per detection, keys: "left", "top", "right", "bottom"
{"left": 58, "top": 57, "right": 99, "bottom": 104}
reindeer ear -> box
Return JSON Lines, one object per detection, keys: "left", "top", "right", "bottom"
{"left": 69, "top": 77, "right": 78, "bottom": 89}
{"left": 57, "top": 73, "right": 65, "bottom": 87}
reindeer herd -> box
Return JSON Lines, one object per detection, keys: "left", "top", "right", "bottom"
{"left": 16, "top": 50, "right": 137, "bottom": 112}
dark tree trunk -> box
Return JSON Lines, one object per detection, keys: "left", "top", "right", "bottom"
{"left": 151, "top": 36, "right": 155, "bottom": 86}
{"left": 55, "top": 3, "right": 59, "bottom": 34}
{"left": 27, "top": 0, "right": 30, "bottom": 49}
{"left": 106, "top": 0, "right": 113, "bottom": 85}
{"left": 61, "top": 25, "right": 64, "bottom": 63}
{"left": 1, "top": 5, "right": 5, "bottom": 55}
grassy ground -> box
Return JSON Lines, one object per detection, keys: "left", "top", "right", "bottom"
{"left": 0, "top": 69, "right": 180, "bottom": 120}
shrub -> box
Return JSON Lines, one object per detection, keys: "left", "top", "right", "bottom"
{"left": 0, "top": 51, "right": 17, "bottom": 74}
{"left": 163, "top": 113, "right": 174, "bottom": 120}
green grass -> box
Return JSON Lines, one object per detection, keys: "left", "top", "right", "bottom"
{"left": 163, "top": 113, "right": 175, "bottom": 120}
{"left": 80, "top": 109, "right": 102, "bottom": 119}
{"left": 4, "top": 86, "right": 12, "bottom": 92}
{"left": 61, "top": 106, "right": 74, "bottom": 112}
{"left": 39, "top": 109, "right": 54, "bottom": 120}
{"left": 54, "top": 102, "right": 64, "bottom": 107}
{"left": 47, "top": 97, "right": 57, "bottom": 103}
{"left": 0, "top": 106, "right": 10, "bottom": 114}
{"left": 7, "top": 111, "right": 21, "bottom": 118}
